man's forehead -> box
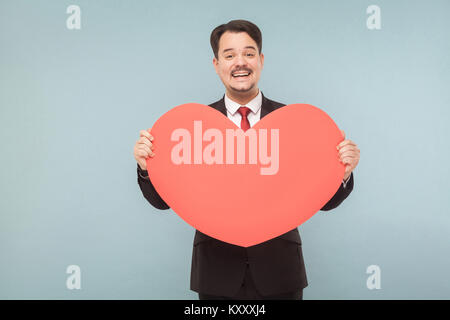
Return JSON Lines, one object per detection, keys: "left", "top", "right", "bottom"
{"left": 219, "top": 32, "right": 258, "bottom": 51}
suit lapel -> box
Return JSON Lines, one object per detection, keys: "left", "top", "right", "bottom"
{"left": 212, "top": 94, "right": 228, "bottom": 116}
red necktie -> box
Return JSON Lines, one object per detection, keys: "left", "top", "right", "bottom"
{"left": 238, "top": 106, "right": 251, "bottom": 131}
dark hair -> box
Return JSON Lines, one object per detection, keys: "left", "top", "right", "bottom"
{"left": 210, "top": 20, "right": 262, "bottom": 59}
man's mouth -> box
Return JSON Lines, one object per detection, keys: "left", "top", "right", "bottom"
{"left": 231, "top": 71, "right": 252, "bottom": 79}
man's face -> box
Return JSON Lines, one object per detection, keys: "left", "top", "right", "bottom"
{"left": 213, "top": 31, "right": 264, "bottom": 96}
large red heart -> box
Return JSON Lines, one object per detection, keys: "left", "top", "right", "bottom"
{"left": 146, "top": 103, "right": 345, "bottom": 247}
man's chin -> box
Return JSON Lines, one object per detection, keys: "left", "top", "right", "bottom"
{"left": 230, "top": 84, "right": 255, "bottom": 93}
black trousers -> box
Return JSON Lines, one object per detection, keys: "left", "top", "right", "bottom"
{"left": 198, "top": 264, "right": 303, "bottom": 300}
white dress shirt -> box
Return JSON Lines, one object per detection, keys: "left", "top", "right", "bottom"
{"left": 224, "top": 89, "right": 262, "bottom": 128}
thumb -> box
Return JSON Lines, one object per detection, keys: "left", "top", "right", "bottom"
{"left": 340, "top": 129, "right": 345, "bottom": 139}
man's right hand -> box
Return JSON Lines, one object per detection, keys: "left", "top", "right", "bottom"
{"left": 134, "top": 128, "right": 155, "bottom": 170}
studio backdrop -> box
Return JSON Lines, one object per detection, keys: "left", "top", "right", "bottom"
{"left": 1, "top": 0, "right": 449, "bottom": 299}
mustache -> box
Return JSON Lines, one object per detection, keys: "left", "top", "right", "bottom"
{"left": 231, "top": 68, "right": 252, "bottom": 74}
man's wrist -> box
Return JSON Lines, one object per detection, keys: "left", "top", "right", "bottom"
{"left": 137, "top": 164, "right": 149, "bottom": 180}
{"left": 342, "top": 173, "right": 351, "bottom": 188}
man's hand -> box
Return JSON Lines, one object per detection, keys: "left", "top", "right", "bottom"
{"left": 337, "top": 130, "right": 360, "bottom": 181}
{"left": 134, "top": 128, "right": 155, "bottom": 170}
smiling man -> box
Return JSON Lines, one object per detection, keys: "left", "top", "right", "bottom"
{"left": 134, "top": 20, "right": 360, "bottom": 300}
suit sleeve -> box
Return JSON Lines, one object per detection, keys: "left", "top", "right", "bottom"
{"left": 137, "top": 164, "right": 170, "bottom": 210}
{"left": 320, "top": 172, "right": 354, "bottom": 211}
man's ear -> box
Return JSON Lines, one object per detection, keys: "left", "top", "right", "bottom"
{"left": 213, "top": 57, "right": 219, "bottom": 74}
{"left": 260, "top": 53, "right": 264, "bottom": 69}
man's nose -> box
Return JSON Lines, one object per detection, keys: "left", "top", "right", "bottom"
{"left": 235, "top": 53, "right": 248, "bottom": 66}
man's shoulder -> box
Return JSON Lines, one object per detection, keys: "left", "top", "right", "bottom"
{"left": 208, "top": 97, "right": 224, "bottom": 108}
{"left": 267, "top": 97, "right": 286, "bottom": 109}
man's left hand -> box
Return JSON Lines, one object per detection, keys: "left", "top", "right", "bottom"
{"left": 337, "top": 130, "right": 360, "bottom": 181}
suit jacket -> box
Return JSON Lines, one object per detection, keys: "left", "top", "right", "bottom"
{"left": 137, "top": 92, "right": 354, "bottom": 296}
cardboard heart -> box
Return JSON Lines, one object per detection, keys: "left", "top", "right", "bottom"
{"left": 146, "top": 103, "right": 345, "bottom": 247}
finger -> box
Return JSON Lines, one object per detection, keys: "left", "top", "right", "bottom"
{"left": 138, "top": 148, "right": 155, "bottom": 158}
{"left": 138, "top": 136, "right": 153, "bottom": 148}
{"left": 337, "top": 139, "right": 356, "bottom": 149}
{"left": 141, "top": 145, "right": 155, "bottom": 157}
{"left": 338, "top": 144, "right": 359, "bottom": 155}
{"left": 339, "top": 150, "right": 359, "bottom": 159}
{"left": 136, "top": 145, "right": 149, "bottom": 157}
{"left": 137, "top": 149, "right": 148, "bottom": 158}
{"left": 139, "top": 145, "right": 155, "bottom": 157}
{"left": 341, "top": 157, "right": 355, "bottom": 165}
{"left": 140, "top": 130, "right": 154, "bottom": 141}
{"left": 340, "top": 130, "right": 345, "bottom": 139}
{"left": 140, "top": 129, "right": 150, "bottom": 139}
{"left": 337, "top": 140, "right": 357, "bottom": 150}
{"left": 138, "top": 144, "right": 152, "bottom": 155}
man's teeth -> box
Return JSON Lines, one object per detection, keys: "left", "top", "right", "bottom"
{"left": 232, "top": 72, "right": 250, "bottom": 77}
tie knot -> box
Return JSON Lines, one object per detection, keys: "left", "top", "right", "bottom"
{"left": 238, "top": 106, "right": 251, "bottom": 117}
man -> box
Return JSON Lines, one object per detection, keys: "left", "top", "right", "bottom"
{"left": 133, "top": 20, "right": 360, "bottom": 300}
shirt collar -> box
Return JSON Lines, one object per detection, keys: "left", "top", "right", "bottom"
{"left": 224, "top": 89, "right": 262, "bottom": 116}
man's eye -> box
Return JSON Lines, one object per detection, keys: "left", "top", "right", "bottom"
{"left": 246, "top": 53, "right": 255, "bottom": 56}
{"left": 226, "top": 55, "right": 233, "bottom": 59}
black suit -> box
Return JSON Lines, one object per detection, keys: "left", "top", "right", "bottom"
{"left": 137, "top": 92, "right": 354, "bottom": 297}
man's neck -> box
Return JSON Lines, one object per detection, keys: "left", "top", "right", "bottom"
{"left": 225, "top": 88, "right": 260, "bottom": 105}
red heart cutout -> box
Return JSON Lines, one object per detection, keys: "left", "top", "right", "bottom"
{"left": 147, "top": 103, "right": 345, "bottom": 247}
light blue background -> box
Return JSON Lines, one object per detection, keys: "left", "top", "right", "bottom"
{"left": 1, "top": 0, "right": 449, "bottom": 299}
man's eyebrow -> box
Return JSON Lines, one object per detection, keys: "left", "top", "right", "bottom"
{"left": 222, "top": 46, "right": 257, "bottom": 53}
